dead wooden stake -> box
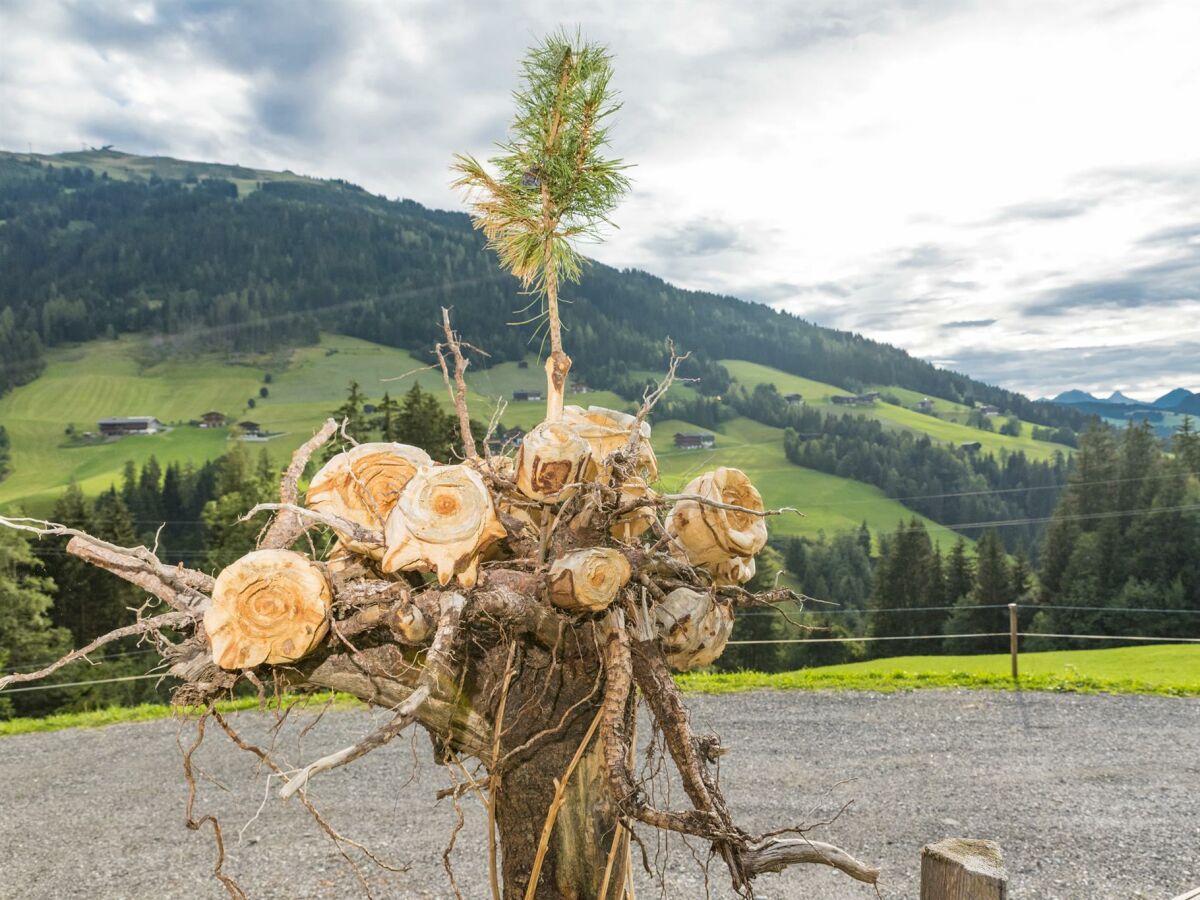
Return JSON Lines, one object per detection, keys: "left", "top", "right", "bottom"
{"left": 1008, "top": 602, "right": 1019, "bottom": 681}
{"left": 920, "top": 838, "right": 1007, "bottom": 900}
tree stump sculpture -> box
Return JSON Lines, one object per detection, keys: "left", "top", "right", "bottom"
{"left": 0, "top": 30, "right": 879, "bottom": 899}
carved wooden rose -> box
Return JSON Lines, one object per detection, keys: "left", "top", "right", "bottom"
{"left": 381, "top": 464, "right": 507, "bottom": 588}
{"left": 306, "top": 442, "right": 433, "bottom": 555}
{"left": 665, "top": 467, "right": 768, "bottom": 566}
{"left": 204, "top": 549, "right": 333, "bottom": 670}
{"left": 653, "top": 587, "right": 735, "bottom": 671}
{"left": 547, "top": 547, "right": 632, "bottom": 613}
{"left": 515, "top": 421, "right": 592, "bottom": 502}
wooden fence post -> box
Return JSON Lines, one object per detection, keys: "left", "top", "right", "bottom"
{"left": 1008, "top": 603, "right": 1019, "bottom": 680}
{"left": 921, "top": 838, "right": 1007, "bottom": 900}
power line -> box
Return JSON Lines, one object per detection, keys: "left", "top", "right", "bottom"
{"left": 737, "top": 603, "right": 1200, "bottom": 618}
{"left": 0, "top": 673, "right": 171, "bottom": 694}
{"left": 5, "top": 647, "right": 161, "bottom": 671}
{"left": 728, "top": 632, "right": 1200, "bottom": 646}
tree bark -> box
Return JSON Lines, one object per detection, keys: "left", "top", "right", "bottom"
{"left": 489, "top": 633, "right": 626, "bottom": 899}
{"left": 495, "top": 716, "right": 626, "bottom": 898}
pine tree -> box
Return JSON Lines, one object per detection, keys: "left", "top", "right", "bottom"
{"left": 373, "top": 391, "right": 402, "bottom": 441}
{"left": 866, "top": 518, "right": 946, "bottom": 656}
{"left": 0, "top": 526, "right": 71, "bottom": 718}
{"left": 397, "top": 383, "right": 459, "bottom": 461}
{"left": 452, "top": 30, "right": 630, "bottom": 420}
{"left": 325, "top": 380, "right": 369, "bottom": 459}
{"left": 943, "top": 530, "right": 1011, "bottom": 653}
{"left": 857, "top": 521, "right": 872, "bottom": 556}
{"left": 1172, "top": 415, "right": 1200, "bottom": 476}
{"left": 945, "top": 537, "right": 974, "bottom": 603}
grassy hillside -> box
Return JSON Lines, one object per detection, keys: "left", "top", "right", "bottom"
{"left": 721, "top": 359, "right": 1072, "bottom": 462}
{"left": 0, "top": 335, "right": 964, "bottom": 547}
{"left": 0, "top": 334, "right": 633, "bottom": 511}
{"left": 650, "top": 416, "right": 961, "bottom": 545}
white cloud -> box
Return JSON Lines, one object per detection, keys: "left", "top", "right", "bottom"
{"left": 2, "top": 0, "right": 1198, "bottom": 397}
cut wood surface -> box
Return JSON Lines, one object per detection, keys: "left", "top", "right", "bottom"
{"left": 547, "top": 547, "right": 632, "bottom": 613}
{"left": 920, "top": 838, "right": 1008, "bottom": 900}
{"left": 710, "top": 554, "right": 756, "bottom": 586}
{"left": 665, "top": 466, "right": 769, "bottom": 566}
{"left": 610, "top": 476, "right": 657, "bottom": 542}
{"left": 204, "top": 549, "right": 332, "bottom": 670}
{"left": 515, "top": 421, "right": 592, "bottom": 502}
{"left": 654, "top": 587, "right": 736, "bottom": 671}
{"left": 381, "top": 464, "right": 506, "bottom": 587}
{"left": 563, "top": 404, "right": 658, "bottom": 480}
{"left": 306, "top": 442, "right": 432, "bottom": 554}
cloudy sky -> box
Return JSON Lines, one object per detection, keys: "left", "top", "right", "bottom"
{"left": 3, "top": 0, "right": 1198, "bottom": 400}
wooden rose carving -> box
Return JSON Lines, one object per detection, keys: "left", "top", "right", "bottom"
{"left": 515, "top": 421, "right": 592, "bottom": 502}
{"left": 547, "top": 547, "right": 632, "bottom": 613}
{"left": 306, "top": 442, "right": 433, "bottom": 555}
{"left": 563, "top": 405, "right": 658, "bottom": 480}
{"left": 665, "top": 467, "right": 768, "bottom": 566}
{"left": 381, "top": 464, "right": 507, "bottom": 588}
{"left": 204, "top": 549, "right": 333, "bottom": 670}
{"left": 654, "top": 587, "right": 735, "bottom": 671}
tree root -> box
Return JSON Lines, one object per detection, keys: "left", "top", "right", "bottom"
{"left": 279, "top": 592, "right": 467, "bottom": 798}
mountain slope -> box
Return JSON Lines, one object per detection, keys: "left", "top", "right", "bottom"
{"left": 0, "top": 148, "right": 1083, "bottom": 431}
{"left": 0, "top": 334, "right": 961, "bottom": 548}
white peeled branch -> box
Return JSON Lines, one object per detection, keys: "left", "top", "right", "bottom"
{"left": 204, "top": 549, "right": 332, "bottom": 670}
{"left": 382, "top": 464, "right": 507, "bottom": 588}
{"left": 547, "top": 547, "right": 632, "bottom": 613}
{"left": 515, "top": 421, "right": 592, "bottom": 503}
{"left": 563, "top": 405, "right": 658, "bottom": 480}
{"left": 664, "top": 467, "right": 768, "bottom": 566}
{"left": 306, "top": 442, "right": 433, "bottom": 556}
{"left": 653, "top": 587, "right": 735, "bottom": 671}
{"left": 710, "top": 555, "right": 756, "bottom": 587}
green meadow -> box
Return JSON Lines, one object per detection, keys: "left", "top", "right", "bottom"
{"left": 719, "top": 359, "right": 1072, "bottom": 462}
{"left": 678, "top": 644, "right": 1200, "bottom": 697}
{"left": 1, "top": 334, "right": 1045, "bottom": 550}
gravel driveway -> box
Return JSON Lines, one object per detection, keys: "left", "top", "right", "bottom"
{"left": 1, "top": 689, "right": 1196, "bottom": 899}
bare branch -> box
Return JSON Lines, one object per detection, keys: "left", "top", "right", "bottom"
{"left": 0, "top": 610, "right": 192, "bottom": 690}
{"left": 741, "top": 837, "right": 880, "bottom": 885}
{"left": 661, "top": 493, "right": 802, "bottom": 519}
{"left": 260, "top": 417, "right": 339, "bottom": 549}
{"left": 280, "top": 592, "right": 468, "bottom": 798}
{"left": 1, "top": 516, "right": 214, "bottom": 612}
{"left": 241, "top": 503, "right": 383, "bottom": 549}
{"left": 437, "top": 307, "right": 479, "bottom": 460}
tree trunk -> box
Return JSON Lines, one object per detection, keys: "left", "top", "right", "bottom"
{"left": 492, "top": 640, "right": 627, "bottom": 899}
{"left": 495, "top": 721, "right": 627, "bottom": 898}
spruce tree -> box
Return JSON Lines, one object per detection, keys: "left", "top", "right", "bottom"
{"left": 945, "top": 537, "right": 974, "bottom": 603}
{"left": 373, "top": 391, "right": 401, "bottom": 441}
{"left": 0, "top": 526, "right": 71, "bottom": 718}
{"left": 943, "top": 530, "right": 1011, "bottom": 653}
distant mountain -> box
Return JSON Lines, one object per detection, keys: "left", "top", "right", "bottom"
{"left": 1107, "top": 391, "right": 1139, "bottom": 405}
{"left": 1052, "top": 389, "right": 1101, "bottom": 404}
{"left": 1153, "top": 388, "right": 1196, "bottom": 410}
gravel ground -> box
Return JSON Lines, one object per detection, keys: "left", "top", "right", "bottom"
{"left": 1, "top": 689, "right": 1197, "bottom": 900}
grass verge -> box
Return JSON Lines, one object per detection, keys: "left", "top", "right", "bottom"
{"left": 5, "top": 647, "right": 1196, "bottom": 736}
{"left": 0, "top": 691, "right": 351, "bottom": 737}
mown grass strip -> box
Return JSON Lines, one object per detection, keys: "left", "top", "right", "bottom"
{"left": 675, "top": 668, "right": 1200, "bottom": 698}
{"left": 0, "top": 691, "right": 354, "bottom": 737}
